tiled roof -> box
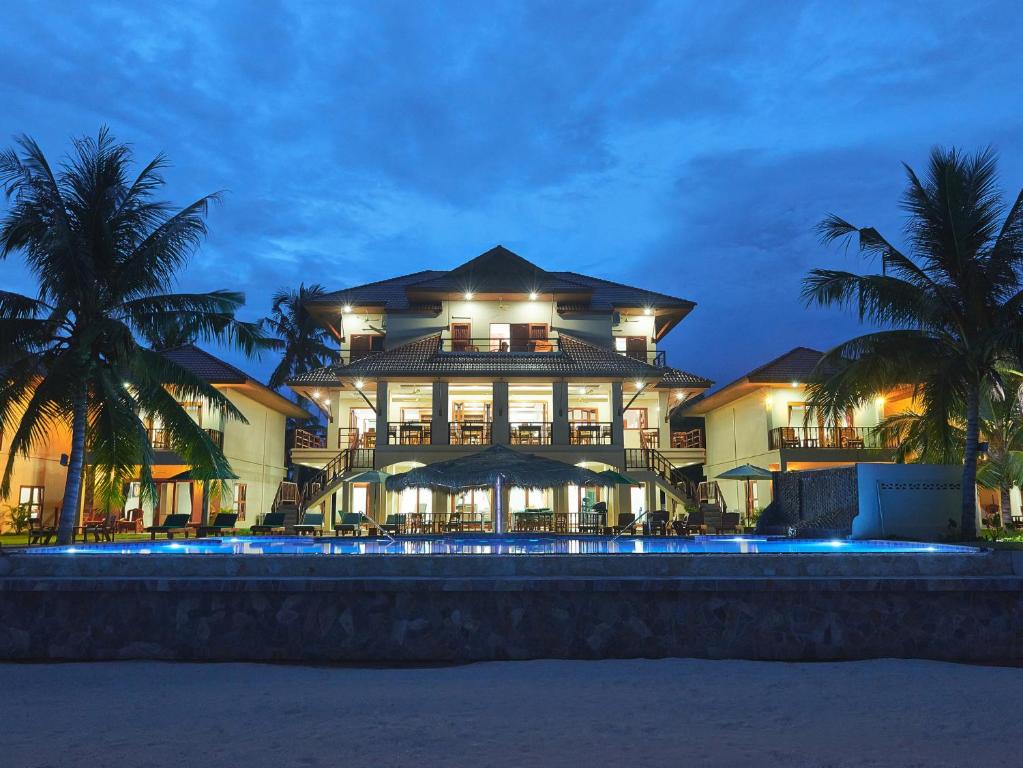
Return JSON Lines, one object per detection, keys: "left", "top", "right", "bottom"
{"left": 746, "top": 347, "right": 827, "bottom": 383}
{"left": 302, "top": 333, "right": 679, "bottom": 380}
{"left": 309, "top": 246, "right": 694, "bottom": 312}
{"left": 288, "top": 365, "right": 342, "bottom": 386}
{"left": 159, "top": 344, "right": 252, "bottom": 384}
{"left": 655, "top": 366, "right": 714, "bottom": 389}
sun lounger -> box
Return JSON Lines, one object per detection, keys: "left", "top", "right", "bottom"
{"left": 613, "top": 512, "right": 636, "bottom": 535}
{"left": 145, "top": 513, "right": 191, "bottom": 540}
{"left": 334, "top": 512, "right": 363, "bottom": 537}
{"left": 250, "top": 511, "right": 286, "bottom": 535}
{"left": 27, "top": 518, "right": 58, "bottom": 545}
{"left": 718, "top": 511, "right": 741, "bottom": 534}
{"left": 293, "top": 511, "right": 323, "bottom": 536}
{"left": 380, "top": 514, "right": 401, "bottom": 536}
{"left": 196, "top": 512, "right": 239, "bottom": 537}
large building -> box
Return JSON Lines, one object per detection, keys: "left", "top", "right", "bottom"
{"left": 288, "top": 246, "right": 712, "bottom": 530}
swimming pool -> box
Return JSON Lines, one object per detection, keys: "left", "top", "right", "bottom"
{"left": 24, "top": 535, "right": 976, "bottom": 555}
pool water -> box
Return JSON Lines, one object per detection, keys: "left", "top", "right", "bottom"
{"left": 26, "top": 535, "right": 977, "bottom": 556}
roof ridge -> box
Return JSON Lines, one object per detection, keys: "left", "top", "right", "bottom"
{"left": 315, "top": 269, "right": 444, "bottom": 299}
{"left": 743, "top": 345, "right": 824, "bottom": 380}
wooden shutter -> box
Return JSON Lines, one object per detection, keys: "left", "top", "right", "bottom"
{"left": 625, "top": 336, "right": 647, "bottom": 362}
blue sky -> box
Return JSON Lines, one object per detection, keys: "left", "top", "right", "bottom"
{"left": 2, "top": 1, "right": 1022, "bottom": 388}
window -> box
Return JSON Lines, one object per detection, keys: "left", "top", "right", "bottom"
{"left": 568, "top": 407, "right": 598, "bottom": 422}
{"left": 19, "top": 486, "right": 44, "bottom": 520}
{"left": 350, "top": 334, "right": 384, "bottom": 360}
{"left": 623, "top": 408, "right": 647, "bottom": 430}
{"left": 450, "top": 323, "right": 472, "bottom": 351}
{"left": 234, "top": 483, "right": 247, "bottom": 521}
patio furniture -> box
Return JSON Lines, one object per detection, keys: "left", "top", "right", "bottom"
{"left": 778, "top": 427, "right": 800, "bottom": 448}
{"left": 840, "top": 427, "right": 864, "bottom": 449}
{"left": 334, "top": 512, "right": 364, "bottom": 537}
{"left": 196, "top": 512, "right": 239, "bottom": 538}
{"left": 380, "top": 514, "right": 401, "bottom": 535}
{"left": 27, "top": 517, "right": 58, "bottom": 545}
{"left": 614, "top": 512, "right": 636, "bottom": 535}
{"left": 579, "top": 501, "right": 607, "bottom": 534}
{"left": 644, "top": 510, "right": 669, "bottom": 536}
{"left": 145, "top": 513, "right": 191, "bottom": 540}
{"left": 118, "top": 508, "right": 145, "bottom": 533}
{"left": 293, "top": 511, "right": 323, "bottom": 536}
{"left": 671, "top": 517, "right": 689, "bottom": 536}
{"left": 250, "top": 511, "right": 287, "bottom": 535}
{"left": 80, "top": 512, "right": 118, "bottom": 542}
{"left": 685, "top": 508, "right": 706, "bottom": 535}
{"left": 718, "top": 511, "right": 741, "bottom": 534}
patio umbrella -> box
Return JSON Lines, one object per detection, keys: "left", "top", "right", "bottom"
{"left": 597, "top": 469, "right": 641, "bottom": 486}
{"left": 716, "top": 464, "right": 773, "bottom": 524}
{"left": 385, "top": 445, "right": 605, "bottom": 533}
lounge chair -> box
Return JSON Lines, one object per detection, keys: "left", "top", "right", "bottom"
{"left": 119, "top": 507, "right": 145, "bottom": 533}
{"left": 196, "top": 512, "right": 239, "bottom": 538}
{"left": 685, "top": 508, "right": 706, "bottom": 535}
{"left": 614, "top": 512, "right": 636, "bottom": 535}
{"left": 718, "top": 511, "right": 741, "bottom": 535}
{"left": 644, "top": 510, "right": 669, "bottom": 536}
{"left": 671, "top": 517, "right": 690, "bottom": 536}
{"left": 293, "top": 511, "right": 324, "bottom": 536}
{"left": 145, "top": 513, "right": 191, "bottom": 540}
{"left": 27, "top": 517, "right": 58, "bottom": 545}
{"left": 250, "top": 511, "right": 286, "bottom": 535}
{"left": 334, "top": 512, "right": 363, "bottom": 537}
{"left": 443, "top": 511, "right": 463, "bottom": 533}
{"left": 380, "top": 514, "right": 401, "bottom": 536}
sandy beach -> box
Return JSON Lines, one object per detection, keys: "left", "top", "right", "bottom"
{"left": 3, "top": 658, "right": 1021, "bottom": 767}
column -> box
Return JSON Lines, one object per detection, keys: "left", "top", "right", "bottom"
{"left": 611, "top": 381, "right": 625, "bottom": 447}
{"left": 492, "top": 381, "right": 509, "bottom": 445}
{"left": 432, "top": 381, "right": 449, "bottom": 445}
{"left": 552, "top": 381, "right": 569, "bottom": 445}
{"left": 375, "top": 381, "right": 388, "bottom": 445}
{"left": 658, "top": 390, "right": 671, "bottom": 449}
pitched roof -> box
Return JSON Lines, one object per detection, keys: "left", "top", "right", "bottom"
{"left": 288, "top": 365, "right": 342, "bottom": 387}
{"left": 160, "top": 345, "right": 309, "bottom": 418}
{"left": 655, "top": 366, "right": 714, "bottom": 389}
{"left": 309, "top": 246, "right": 694, "bottom": 314}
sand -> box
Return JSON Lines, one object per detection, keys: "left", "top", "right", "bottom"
{"left": 2, "top": 658, "right": 1021, "bottom": 767}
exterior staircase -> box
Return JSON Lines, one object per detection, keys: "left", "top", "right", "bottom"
{"left": 299, "top": 447, "right": 375, "bottom": 515}
{"left": 625, "top": 448, "right": 700, "bottom": 513}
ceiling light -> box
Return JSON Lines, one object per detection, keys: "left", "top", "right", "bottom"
{"left": 342, "top": 304, "right": 353, "bottom": 313}
{"left": 464, "top": 292, "right": 473, "bottom": 301}
{"left": 354, "top": 379, "right": 364, "bottom": 390}
{"left": 313, "top": 391, "right": 321, "bottom": 399}
{"left": 529, "top": 292, "right": 538, "bottom": 301}
{"left": 635, "top": 380, "right": 644, "bottom": 390}
{"left": 791, "top": 381, "right": 799, "bottom": 388}
{"left": 323, "top": 398, "right": 331, "bottom": 406}
{"left": 643, "top": 307, "right": 653, "bottom": 316}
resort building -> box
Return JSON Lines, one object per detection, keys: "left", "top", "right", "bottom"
{"left": 685, "top": 347, "right": 905, "bottom": 514}
{"left": 287, "top": 246, "right": 712, "bottom": 530}
{"left": 1, "top": 345, "right": 308, "bottom": 532}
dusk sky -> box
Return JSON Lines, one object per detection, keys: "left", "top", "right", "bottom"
{"left": 2, "top": 1, "right": 1022, "bottom": 389}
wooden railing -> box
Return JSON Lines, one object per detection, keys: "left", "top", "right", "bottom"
{"left": 510, "top": 422, "right": 552, "bottom": 446}
{"left": 339, "top": 427, "right": 375, "bottom": 448}
{"left": 625, "top": 448, "right": 698, "bottom": 502}
{"left": 671, "top": 429, "right": 704, "bottom": 448}
{"left": 768, "top": 426, "right": 892, "bottom": 451}
{"left": 148, "top": 427, "right": 224, "bottom": 450}
{"left": 272, "top": 480, "right": 301, "bottom": 512}
{"left": 440, "top": 337, "right": 559, "bottom": 353}
{"left": 617, "top": 349, "right": 667, "bottom": 367}
{"left": 300, "top": 448, "right": 375, "bottom": 510}
{"left": 568, "top": 422, "right": 613, "bottom": 445}
{"left": 450, "top": 422, "right": 492, "bottom": 445}
{"left": 386, "top": 422, "right": 432, "bottom": 445}
{"left": 293, "top": 428, "right": 326, "bottom": 449}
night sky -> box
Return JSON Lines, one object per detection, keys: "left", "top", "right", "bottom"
{"left": 2, "top": 1, "right": 1021, "bottom": 390}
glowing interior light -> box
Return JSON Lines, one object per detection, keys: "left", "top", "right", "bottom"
{"left": 676, "top": 391, "right": 685, "bottom": 401}
{"left": 791, "top": 380, "right": 799, "bottom": 388}
{"left": 463, "top": 291, "right": 474, "bottom": 301}
{"left": 354, "top": 379, "right": 364, "bottom": 390}
{"left": 635, "top": 380, "right": 644, "bottom": 390}
{"left": 765, "top": 394, "right": 774, "bottom": 407}
{"left": 342, "top": 304, "right": 353, "bottom": 313}
{"left": 529, "top": 292, "right": 538, "bottom": 301}
{"left": 313, "top": 391, "right": 321, "bottom": 399}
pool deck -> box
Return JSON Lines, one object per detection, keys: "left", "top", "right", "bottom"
{"left": 2, "top": 541, "right": 1021, "bottom": 663}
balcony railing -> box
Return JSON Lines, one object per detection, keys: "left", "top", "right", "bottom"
{"left": 617, "top": 349, "right": 667, "bottom": 367}
{"left": 768, "top": 426, "right": 893, "bottom": 451}
{"left": 204, "top": 428, "right": 224, "bottom": 449}
{"left": 510, "top": 422, "right": 552, "bottom": 446}
{"left": 387, "top": 421, "right": 432, "bottom": 445}
{"left": 671, "top": 429, "right": 704, "bottom": 448}
{"left": 568, "top": 421, "right": 613, "bottom": 445}
{"left": 148, "top": 427, "right": 224, "bottom": 450}
{"left": 440, "top": 337, "right": 559, "bottom": 353}
{"left": 450, "top": 421, "right": 492, "bottom": 445}
{"left": 339, "top": 427, "right": 375, "bottom": 449}
{"left": 293, "top": 428, "right": 326, "bottom": 449}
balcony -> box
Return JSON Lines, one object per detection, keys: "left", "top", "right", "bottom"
{"left": 148, "top": 427, "right": 224, "bottom": 450}
{"left": 671, "top": 428, "right": 704, "bottom": 448}
{"left": 440, "top": 337, "right": 559, "bottom": 353}
{"left": 293, "top": 428, "right": 326, "bottom": 449}
{"left": 450, "top": 421, "right": 492, "bottom": 446}
{"left": 568, "top": 421, "right": 613, "bottom": 445}
{"left": 510, "top": 422, "right": 552, "bottom": 446}
{"left": 386, "top": 421, "right": 432, "bottom": 445}
{"left": 617, "top": 349, "right": 666, "bottom": 367}
{"left": 339, "top": 427, "right": 376, "bottom": 449}
{"left": 768, "top": 426, "right": 893, "bottom": 451}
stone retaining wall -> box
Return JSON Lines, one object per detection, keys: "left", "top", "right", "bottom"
{"left": 2, "top": 550, "right": 1021, "bottom": 663}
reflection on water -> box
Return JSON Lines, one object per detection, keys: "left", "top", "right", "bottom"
{"left": 34, "top": 536, "right": 974, "bottom": 556}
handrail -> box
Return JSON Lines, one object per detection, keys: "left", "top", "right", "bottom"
{"left": 612, "top": 508, "right": 651, "bottom": 542}
{"left": 568, "top": 421, "right": 613, "bottom": 445}
{"left": 509, "top": 421, "right": 552, "bottom": 445}
{"left": 768, "top": 425, "right": 894, "bottom": 451}
{"left": 625, "top": 448, "right": 698, "bottom": 502}
{"left": 386, "top": 421, "right": 432, "bottom": 445}
{"left": 300, "top": 448, "right": 375, "bottom": 511}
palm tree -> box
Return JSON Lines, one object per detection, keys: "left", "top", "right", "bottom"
{"left": 0, "top": 128, "right": 263, "bottom": 544}
{"left": 876, "top": 371, "right": 1023, "bottom": 526}
{"left": 262, "top": 284, "right": 335, "bottom": 400}
{"left": 803, "top": 147, "right": 1023, "bottom": 540}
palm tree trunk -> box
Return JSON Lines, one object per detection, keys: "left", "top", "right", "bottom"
{"left": 57, "top": 385, "right": 88, "bottom": 545}
{"left": 1001, "top": 484, "right": 1013, "bottom": 528}
{"left": 961, "top": 384, "right": 981, "bottom": 540}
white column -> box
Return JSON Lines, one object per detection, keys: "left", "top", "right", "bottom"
{"left": 432, "top": 381, "right": 449, "bottom": 445}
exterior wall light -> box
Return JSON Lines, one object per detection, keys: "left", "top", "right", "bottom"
{"left": 354, "top": 379, "right": 365, "bottom": 390}
{"left": 342, "top": 304, "right": 353, "bottom": 313}
{"left": 765, "top": 394, "right": 774, "bottom": 407}
{"left": 643, "top": 307, "right": 653, "bottom": 316}
{"left": 875, "top": 395, "right": 886, "bottom": 407}
{"left": 635, "top": 380, "right": 644, "bottom": 390}
{"left": 791, "top": 381, "right": 799, "bottom": 388}
{"left": 323, "top": 398, "right": 331, "bottom": 406}
{"left": 464, "top": 292, "right": 473, "bottom": 300}
{"left": 313, "top": 391, "right": 321, "bottom": 399}
{"left": 529, "top": 292, "right": 538, "bottom": 301}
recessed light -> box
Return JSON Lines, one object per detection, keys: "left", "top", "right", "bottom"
{"left": 464, "top": 292, "right": 473, "bottom": 301}
{"left": 342, "top": 304, "right": 353, "bottom": 313}
{"left": 354, "top": 379, "right": 364, "bottom": 390}
{"left": 529, "top": 292, "right": 538, "bottom": 301}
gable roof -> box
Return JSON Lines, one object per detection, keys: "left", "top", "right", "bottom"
{"left": 684, "top": 347, "right": 829, "bottom": 414}
{"left": 160, "top": 345, "right": 309, "bottom": 418}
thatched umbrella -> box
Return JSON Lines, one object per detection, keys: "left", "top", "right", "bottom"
{"left": 385, "top": 445, "right": 606, "bottom": 533}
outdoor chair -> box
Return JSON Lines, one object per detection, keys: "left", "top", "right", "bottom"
{"left": 444, "top": 512, "right": 463, "bottom": 533}
{"left": 334, "top": 512, "right": 364, "bottom": 537}
{"left": 644, "top": 510, "right": 669, "bottom": 536}
{"left": 778, "top": 427, "right": 800, "bottom": 448}
{"left": 27, "top": 517, "right": 58, "bottom": 545}
{"left": 250, "top": 511, "right": 287, "bottom": 535}
{"left": 670, "top": 517, "right": 689, "bottom": 536}
{"left": 119, "top": 508, "right": 145, "bottom": 533}
{"left": 196, "top": 512, "right": 239, "bottom": 538}
{"left": 293, "top": 511, "right": 324, "bottom": 536}
{"left": 380, "top": 514, "right": 401, "bottom": 535}
{"left": 685, "top": 508, "right": 706, "bottom": 535}
{"left": 81, "top": 512, "right": 118, "bottom": 542}
{"left": 718, "top": 511, "right": 741, "bottom": 535}
{"left": 614, "top": 512, "right": 636, "bottom": 535}
{"left": 145, "top": 513, "right": 191, "bottom": 540}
